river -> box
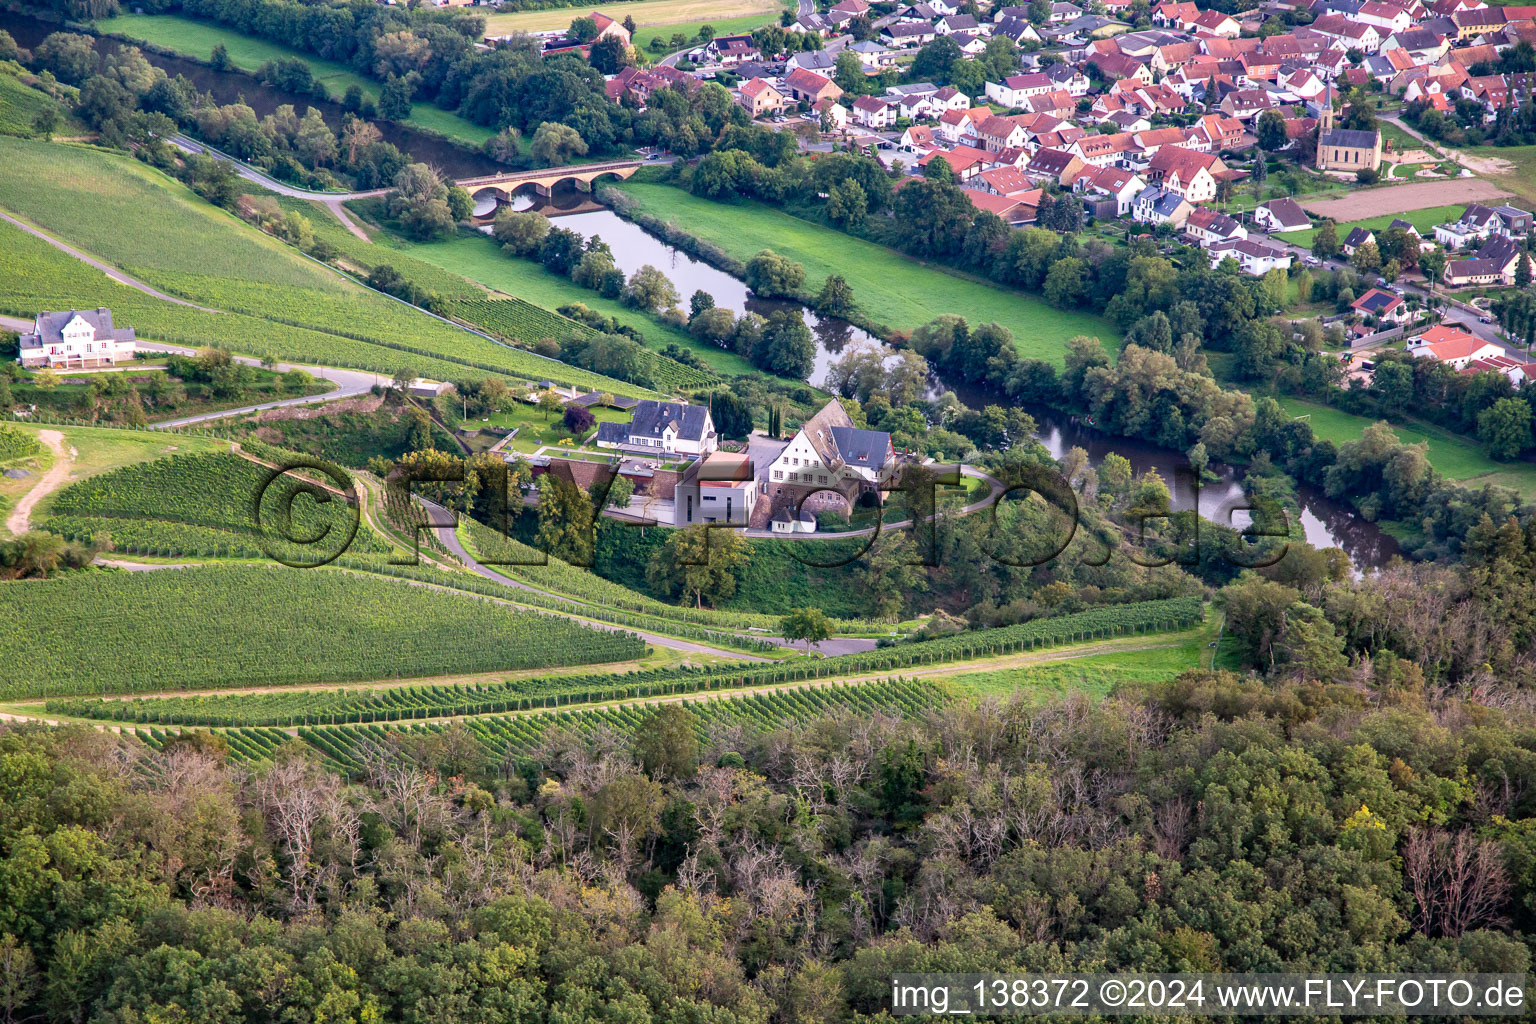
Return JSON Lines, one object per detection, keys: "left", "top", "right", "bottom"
{"left": 1, "top": 10, "right": 500, "bottom": 178}
{"left": 1031, "top": 410, "right": 1402, "bottom": 570}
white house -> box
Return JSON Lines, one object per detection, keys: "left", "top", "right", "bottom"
{"left": 851, "top": 95, "right": 895, "bottom": 128}
{"left": 1205, "top": 237, "right": 1294, "bottom": 274}
{"left": 1253, "top": 197, "right": 1311, "bottom": 233}
{"left": 593, "top": 399, "right": 717, "bottom": 457}
{"left": 18, "top": 308, "right": 137, "bottom": 368}
{"left": 985, "top": 72, "right": 1053, "bottom": 107}
{"left": 1407, "top": 325, "right": 1503, "bottom": 369}
{"left": 765, "top": 399, "right": 896, "bottom": 495}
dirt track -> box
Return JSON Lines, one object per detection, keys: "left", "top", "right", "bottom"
{"left": 5, "top": 430, "right": 71, "bottom": 536}
{"left": 1301, "top": 178, "right": 1511, "bottom": 220}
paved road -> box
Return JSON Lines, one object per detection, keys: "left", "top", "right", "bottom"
{"left": 172, "top": 135, "right": 391, "bottom": 201}
{"left": 0, "top": 209, "right": 220, "bottom": 312}
{"left": 135, "top": 343, "right": 386, "bottom": 429}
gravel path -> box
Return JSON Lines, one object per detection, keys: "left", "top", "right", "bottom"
{"left": 5, "top": 430, "right": 70, "bottom": 537}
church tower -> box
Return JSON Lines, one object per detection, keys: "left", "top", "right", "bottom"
{"left": 1320, "top": 80, "right": 1335, "bottom": 132}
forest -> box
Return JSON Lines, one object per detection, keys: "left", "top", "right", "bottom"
{"left": 2, "top": 662, "right": 1535, "bottom": 1023}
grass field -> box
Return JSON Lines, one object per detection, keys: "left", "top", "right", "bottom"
{"left": 341, "top": 203, "right": 757, "bottom": 376}
{"left": 1275, "top": 204, "right": 1466, "bottom": 248}
{"left": 610, "top": 182, "right": 1119, "bottom": 365}
{"left": 0, "top": 137, "right": 646, "bottom": 393}
{"left": 0, "top": 565, "right": 646, "bottom": 697}
{"left": 1378, "top": 119, "right": 1421, "bottom": 155}
{"left": 631, "top": 13, "right": 778, "bottom": 52}
{"left": 1277, "top": 397, "right": 1536, "bottom": 497}
{"left": 943, "top": 620, "right": 1215, "bottom": 700}
{"left": 454, "top": 397, "right": 627, "bottom": 445}
{"left": 484, "top": 0, "right": 779, "bottom": 35}
{"left": 93, "top": 14, "right": 494, "bottom": 147}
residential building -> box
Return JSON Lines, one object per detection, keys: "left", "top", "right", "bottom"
{"left": 1072, "top": 165, "right": 1146, "bottom": 215}
{"left": 18, "top": 308, "right": 137, "bottom": 368}
{"left": 985, "top": 72, "right": 1053, "bottom": 107}
{"left": 675, "top": 451, "right": 756, "bottom": 526}
{"left": 1254, "top": 197, "right": 1312, "bottom": 233}
{"left": 1445, "top": 235, "right": 1536, "bottom": 286}
{"left": 593, "top": 399, "right": 717, "bottom": 456}
{"left": 1407, "top": 325, "right": 1502, "bottom": 368}
{"left": 1145, "top": 145, "right": 1225, "bottom": 201}
{"left": 1342, "top": 226, "right": 1376, "bottom": 256}
{"left": 1205, "top": 237, "right": 1294, "bottom": 273}
{"left": 1026, "top": 146, "right": 1087, "bottom": 185}
{"left": 1351, "top": 287, "right": 1410, "bottom": 323}
{"left": 881, "top": 22, "right": 938, "bottom": 46}
{"left": 766, "top": 399, "right": 897, "bottom": 496}
{"left": 851, "top": 95, "right": 895, "bottom": 127}
{"left": 708, "top": 34, "right": 759, "bottom": 63}
{"left": 1185, "top": 206, "right": 1247, "bottom": 245}
{"left": 784, "top": 68, "right": 843, "bottom": 104}
{"left": 919, "top": 144, "right": 992, "bottom": 180}
{"left": 1192, "top": 8, "right": 1243, "bottom": 36}
{"left": 737, "top": 78, "right": 786, "bottom": 117}
{"left": 1133, "top": 185, "right": 1194, "bottom": 227}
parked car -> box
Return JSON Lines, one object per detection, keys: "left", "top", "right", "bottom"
{"left": 1304, "top": 255, "right": 1320, "bottom": 266}
{"left": 1479, "top": 315, "right": 1494, "bottom": 324}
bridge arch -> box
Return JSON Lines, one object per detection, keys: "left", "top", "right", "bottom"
{"left": 461, "top": 161, "right": 644, "bottom": 220}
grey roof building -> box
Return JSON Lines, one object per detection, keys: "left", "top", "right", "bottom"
{"left": 1319, "top": 127, "right": 1383, "bottom": 150}
{"left": 18, "top": 308, "right": 137, "bottom": 368}
{"left": 593, "top": 399, "right": 717, "bottom": 456}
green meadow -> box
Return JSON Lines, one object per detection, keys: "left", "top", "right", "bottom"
{"left": 1276, "top": 204, "right": 1467, "bottom": 248}
{"left": 610, "top": 181, "right": 1119, "bottom": 365}
{"left": 94, "top": 13, "right": 495, "bottom": 146}
{"left": 1278, "top": 397, "right": 1536, "bottom": 498}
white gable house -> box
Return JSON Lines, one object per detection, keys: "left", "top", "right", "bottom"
{"left": 18, "top": 308, "right": 138, "bottom": 368}
{"left": 593, "top": 399, "right": 717, "bottom": 457}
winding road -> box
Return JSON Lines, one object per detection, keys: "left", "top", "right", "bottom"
{"left": 421, "top": 501, "right": 775, "bottom": 660}
{"left": 135, "top": 344, "right": 386, "bottom": 429}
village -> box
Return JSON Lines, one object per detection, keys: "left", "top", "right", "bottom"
{"left": 520, "top": 0, "right": 1536, "bottom": 391}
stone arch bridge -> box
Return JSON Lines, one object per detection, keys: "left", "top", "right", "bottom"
{"left": 460, "top": 160, "right": 644, "bottom": 219}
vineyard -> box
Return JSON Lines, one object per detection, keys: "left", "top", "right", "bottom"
{"left": 41, "top": 450, "right": 393, "bottom": 563}
{"left": 443, "top": 298, "right": 592, "bottom": 345}
{"left": 0, "top": 424, "right": 41, "bottom": 461}
{"left": 43, "top": 597, "right": 1204, "bottom": 723}
{"left": 128, "top": 677, "right": 950, "bottom": 772}
{"left": 0, "top": 153, "right": 649, "bottom": 398}
{"left": 0, "top": 565, "right": 647, "bottom": 697}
